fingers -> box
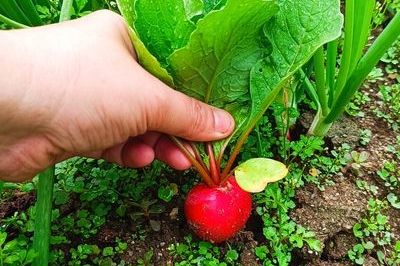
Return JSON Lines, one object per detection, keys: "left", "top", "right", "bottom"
{"left": 153, "top": 135, "right": 192, "bottom": 170}
{"left": 138, "top": 73, "right": 235, "bottom": 141}
{"left": 98, "top": 133, "right": 192, "bottom": 170}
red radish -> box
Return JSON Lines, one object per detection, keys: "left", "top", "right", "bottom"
{"left": 184, "top": 176, "right": 252, "bottom": 243}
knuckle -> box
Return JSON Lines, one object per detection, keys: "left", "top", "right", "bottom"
{"left": 188, "top": 100, "right": 209, "bottom": 136}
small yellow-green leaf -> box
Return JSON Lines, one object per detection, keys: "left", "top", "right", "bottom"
{"left": 235, "top": 158, "right": 288, "bottom": 193}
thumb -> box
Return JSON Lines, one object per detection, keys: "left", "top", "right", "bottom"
{"left": 143, "top": 75, "right": 235, "bottom": 141}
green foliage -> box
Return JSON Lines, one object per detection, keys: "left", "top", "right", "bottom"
{"left": 118, "top": 0, "right": 343, "bottom": 184}
{"left": 345, "top": 90, "right": 372, "bottom": 117}
{"left": 359, "top": 129, "right": 373, "bottom": 146}
{"left": 0, "top": 232, "right": 37, "bottom": 266}
{"left": 343, "top": 151, "right": 370, "bottom": 176}
{"left": 0, "top": 0, "right": 116, "bottom": 28}
{"left": 349, "top": 198, "right": 399, "bottom": 265}
{"left": 254, "top": 182, "right": 321, "bottom": 266}
{"left": 305, "top": 0, "right": 400, "bottom": 137}
{"left": 375, "top": 83, "right": 400, "bottom": 130}
{"left": 168, "top": 235, "right": 240, "bottom": 265}
{"left": 377, "top": 160, "right": 399, "bottom": 191}
{"left": 136, "top": 248, "right": 153, "bottom": 266}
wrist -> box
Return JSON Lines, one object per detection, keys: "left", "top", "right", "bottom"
{"left": 0, "top": 29, "right": 55, "bottom": 138}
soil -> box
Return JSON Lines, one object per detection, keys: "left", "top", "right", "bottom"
{"left": 0, "top": 79, "right": 399, "bottom": 265}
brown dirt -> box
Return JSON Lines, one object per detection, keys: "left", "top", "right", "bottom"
{"left": 0, "top": 81, "right": 398, "bottom": 266}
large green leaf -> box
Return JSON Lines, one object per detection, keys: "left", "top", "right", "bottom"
{"left": 168, "top": 0, "right": 279, "bottom": 108}
{"left": 168, "top": 0, "right": 279, "bottom": 159}
{"left": 117, "top": 0, "right": 174, "bottom": 86}
{"left": 134, "top": 0, "right": 196, "bottom": 66}
{"left": 248, "top": 0, "right": 343, "bottom": 127}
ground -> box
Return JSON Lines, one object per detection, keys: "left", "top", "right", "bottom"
{"left": 0, "top": 82, "right": 398, "bottom": 265}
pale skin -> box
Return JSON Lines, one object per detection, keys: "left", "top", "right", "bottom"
{"left": 0, "top": 10, "right": 234, "bottom": 182}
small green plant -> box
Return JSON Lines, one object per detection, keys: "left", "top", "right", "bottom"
{"left": 129, "top": 199, "right": 165, "bottom": 232}
{"left": 343, "top": 151, "right": 370, "bottom": 176}
{"left": 359, "top": 129, "right": 373, "bottom": 146}
{"left": 377, "top": 160, "right": 399, "bottom": 190}
{"left": 69, "top": 244, "right": 101, "bottom": 263}
{"left": 375, "top": 83, "right": 400, "bottom": 130}
{"left": 355, "top": 179, "right": 379, "bottom": 195}
{"left": 168, "top": 235, "right": 240, "bottom": 265}
{"left": 346, "top": 90, "right": 372, "bottom": 117}
{"left": 0, "top": 232, "right": 37, "bottom": 266}
{"left": 386, "top": 240, "right": 400, "bottom": 265}
{"left": 255, "top": 182, "right": 321, "bottom": 266}
{"left": 349, "top": 198, "right": 399, "bottom": 265}
{"left": 136, "top": 248, "right": 154, "bottom": 266}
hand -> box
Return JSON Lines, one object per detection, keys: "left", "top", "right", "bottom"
{"left": 0, "top": 10, "right": 234, "bottom": 182}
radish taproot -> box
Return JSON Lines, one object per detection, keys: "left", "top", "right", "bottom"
{"left": 184, "top": 176, "right": 252, "bottom": 243}
{"left": 183, "top": 158, "right": 288, "bottom": 242}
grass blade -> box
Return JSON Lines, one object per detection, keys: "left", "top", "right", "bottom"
{"left": 348, "top": 0, "right": 375, "bottom": 73}
{"left": 326, "top": 11, "right": 400, "bottom": 124}
{"left": 32, "top": 167, "right": 55, "bottom": 266}
{"left": 326, "top": 39, "right": 338, "bottom": 106}
{"left": 334, "top": 0, "right": 355, "bottom": 96}
{"left": 0, "top": 13, "right": 29, "bottom": 28}
{"left": 59, "top": 0, "right": 74, "bottom": 22}
{"left": 313, "top": 46, "right": 329, "bottom": 116}
{"left": 0, "top": 0, "right": 33, "bottom": 25}
{"left": 18, "top": 0, "right": 44, "bottom": 26}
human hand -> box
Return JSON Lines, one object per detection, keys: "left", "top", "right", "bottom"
{"left": 0, "top": 10, "right": 234, "bottom": 182}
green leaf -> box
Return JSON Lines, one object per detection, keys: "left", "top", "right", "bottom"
{"left": 387, "top": 193, "right": 400, "bottom": 209}
{"left": 116, "top": 0, "right": 136, "bottom": 27}
{"left": 158, "top": 186, "right": 174, "bottom": 202}
{"left": 5, "top": 254, "right": 20, "bottom": 264}
{"left": 203, "top": 0, "right": 227, "bottom": 13}
{"left": 3, "top": 239, "right": 18, "bottom": 252}
{"left": 305, "top": 238, "right": 322, "bottom": 252}
{"left": 169, "top": 0, "right": 279, "bottom": 107}
{"left": 183, "top": 0, "right": 204, "bottom": 21}
{"left": 116, "top": 0, "right": 174, "bottom": 86}
{"left": 235, "top": 158, "right": 288, "bottom": 193}
{"left": 168, "top": 0, "right": 279, "bottom": 157}
{"left": 133, "top": 0, "right": 196, "bottom": 66}
{"left": 248, "top": 0, "right": 343, "bottom": 127}
{"left": 362, "top": 241, "right": 374, "bottom": 250}
{"left": 127, "top": 25, "right": 174, "bottom": 86}
{"left": 0, "top": 232, "right": 7, "bottom": 246}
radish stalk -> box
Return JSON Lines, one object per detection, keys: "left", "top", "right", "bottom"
{"left": 169, "top": 136, "right": 216, "bottom": 187}
{"left": 206, "top": 142, "right": 220, "bottom": 184}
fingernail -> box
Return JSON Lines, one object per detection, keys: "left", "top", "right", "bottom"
{"left": 214, "top": 109, "right": 233, "bottom": 134}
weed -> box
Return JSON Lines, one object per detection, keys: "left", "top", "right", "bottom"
{"left": 137, "top": 248, "right": 154, "bottom": 266}
{"left": 377, "top": 161, "right": 399, "bottom": 190}
{"left": 343, "top": 151, "right": 370, "bottom": 176}
{"left": 355, "top": 179, "right": 379, "bottom": 195}
{"left": 385, "top": 240, "right": 400, "bottom": 265}
{"left": 0, "top": 232, "right": 36, "bottom": 266}
{"left": 375, "top": 83, "right": 400, "bottom": 130}
{"left": 387, "top": 193, "right": 400, "bottom": 209}
{"left": 1, "top": 207, "right": 35, "bottom": 235}
{"left": 349, "top": 198, "right": 399, "bottom": 265}
{"left": 359, "top": 129, "right": 373, "bottom": 146}
{"left": 168, "top": 235, "right": 240, "bottom": 265}
{"left": 254, "top": 182, "right": 321, "bottom": 266}
{"left": 129, "top": 199, "right": 165, "bottom": 232}
{"left": 346, "top": 90, "right": 372, "bottom": 117}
